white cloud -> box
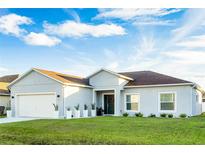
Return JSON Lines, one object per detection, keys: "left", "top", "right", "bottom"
{"left": 130, "top": 35, "right": 157, "bottom": 61}
{"left": 23, "top": 32, "right": 61, "bottom": 47}
{"left": 0, "top": 67, "right": 10, "bottom": 76}
{"left": 0, "top": 67, "right": 9, "bottom": 72}
{"left": 63, "top": 56, "right": 99, "bottom": 76}
{"left": 43, "top": 21, "right": 126, "bottom": 38}
{"left": 176, "top": 35, "right": 205, "bottom": 48}
{"left": 95, "top": 8, "right": 182, "bottom": 20}
{"left": 171, "top": 9, "right": 205, "bottom": 43}
{"left": 63, "top": 9, "right": 80, "bottom": 23}
{"left": 133, "top": 18, "right": 175, "bottom": 26}
{"left": 162, "top": 50, "right": 205, "bottom": 65}
{"left": 0, "top": 13, "right": 32, "bottom": 37}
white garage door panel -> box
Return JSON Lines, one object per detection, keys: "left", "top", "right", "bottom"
{"left": 17, "top": 93, "right": 56, "bottom": 118}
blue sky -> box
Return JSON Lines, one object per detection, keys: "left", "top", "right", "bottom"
{"left": 1, "top": 8, "right": 205, "bottom": 87}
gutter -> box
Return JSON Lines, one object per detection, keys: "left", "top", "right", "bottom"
{"left": 124, "top": 83, "right": 194, "bottom": 88}
{"left": 64, "top": 83, "right": 93, "bottom": 89}
{"left": 0, "top": 93, "right": 10, "bottom": 96}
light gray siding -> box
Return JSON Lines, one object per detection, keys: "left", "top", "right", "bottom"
{"left": 10, "top": 71, "right": 64, "bottom": 117}
{"left": 192, "top": 89, "right": 202, "bottom": 115}
{"left": 122, "top": 85, "right": 193, "bottom": 117}
{"left": 64, "top": 86, "right": 93, "bottom": 117}
{"left": 89, "top": 70, "right": 128, "bottom": 90}
{"left": 89, "top": 70, "right": 129, "bottom": 116}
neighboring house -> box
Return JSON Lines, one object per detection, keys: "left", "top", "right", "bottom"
{"left": 0, "top": 75, "right": 19, "bottom": 112}
{"left": 8, "top": 68, "right": 204, "bottom": 118}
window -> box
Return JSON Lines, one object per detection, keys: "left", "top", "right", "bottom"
{"left": 160, "top": 93, "right": 175, "bottom": 111}
{"left": 125, "top": 94, "right": 140, "bottom": 111}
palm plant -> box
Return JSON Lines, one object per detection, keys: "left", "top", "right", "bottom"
{"left": 84, "top": 104, "right": 88, "bottom": 110}
{"left": 91, "top": 103, "right": 95, "bottom": 110}
{"left": 74, "top": 104, "right": 80, "bottom": 110}
{"left": 53, "top": 104, "right": 58, "bottom": 111}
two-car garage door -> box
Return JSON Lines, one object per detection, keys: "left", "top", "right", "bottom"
{"left": 16, "top": 93, "right": 56, "bottom": 118}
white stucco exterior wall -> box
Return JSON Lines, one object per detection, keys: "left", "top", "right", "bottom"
{"left": 122, "top": 85, "right": 194, "bottom": 117}
{"left": 63, "top": 86, "right": 93, "bottom": 117}
{"left": 89, "top": 71, "right": 129, "bottom": 90}
{"left": 9, "top": 71, "right": 64, "bottom": 117}
{"left": 192, "top": 89, "right": 202, "bottom": 115}
{"left": 89, "top": 70, "right": 129, "bottom": 116}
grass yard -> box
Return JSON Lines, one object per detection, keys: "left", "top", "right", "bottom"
{"left": 0, "top": 115, "right": 6, "bottom": 118}
{"left": 0, "top": 116, "right": 205, "bottom": 145}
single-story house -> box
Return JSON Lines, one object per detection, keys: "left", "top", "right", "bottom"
{"left": 0, "top": 74, "right": 19, "bottom": 113}
{"left": 8, "top": 68, "right": 205, "bottom": 118}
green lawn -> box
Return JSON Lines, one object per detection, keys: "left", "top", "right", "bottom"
{"left": 0, "top": 116, "right": 205, "bottom": 145}
{"left": 0, "top": 115, "right": 6, "bottom": 118}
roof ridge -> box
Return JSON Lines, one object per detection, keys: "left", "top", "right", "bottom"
{"left": 119, "top": 70, "right": 152, "bottom": 74}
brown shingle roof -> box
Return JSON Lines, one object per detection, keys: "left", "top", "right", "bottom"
{"left": 0, "top": 89, "right": 9, "bottom": 95}
{"left": 119, "top": 71, "right": 192, "bottom": 86}
{"left": 34, "top": 68, "right": 90, "bottom": 86}
{"left": 0, "top": 74, "right": 19, "bottom": 82}
{"left": 0, "top": 74, "right": 18, "bottom": 95}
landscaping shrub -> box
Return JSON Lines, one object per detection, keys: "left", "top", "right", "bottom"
{"left": 168, "top": 114, "right": 173, "bottom": 118}
{"left": 6, "top": 106, "right": 11, "bottom": 110}
{"left": 135, "top": 112, "right": 143, "bottom": 117}
{"left": 160, "top": 113, "right": 167, "bottom": 118}
{"left": 97, "top": 107, "right": 104, "bottom": 116}
{"left": 123, "top": 113, "right": 129, "bottom": 117}
{"left": 180, "top": 113, "right": 187, "bottom": 118}
{"left": 148, "top": 113, "right": 156, "bottom": 117}
{"left": 200, "top": 112, "right": 205, "bottom": 117}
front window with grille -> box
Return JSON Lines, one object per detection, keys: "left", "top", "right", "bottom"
{"left": 160, "top": 93, "right": 175, "bottom": 111}
{"left": 126, "top": 94, "right": 140, "bottom": 111}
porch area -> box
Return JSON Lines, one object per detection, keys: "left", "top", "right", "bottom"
{"left": 93, "top": 89, "right": 121, "bottom": 116}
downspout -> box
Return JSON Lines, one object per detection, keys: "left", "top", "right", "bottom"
{"left": 62, "top": 85, "right": 65, "bottom": 118}
{"left": 191, "top": 83, "right": 196, "bottom": 116}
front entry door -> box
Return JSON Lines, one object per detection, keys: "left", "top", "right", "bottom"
{"left": 104, "top": 94, "right": 114, "bottom": 114}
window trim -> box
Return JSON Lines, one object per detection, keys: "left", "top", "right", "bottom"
{"left": 124, "top": 93, "right": 140, "bottom": 112}
{"left": 158, "top": 92, "right": 177, "bottom": 113}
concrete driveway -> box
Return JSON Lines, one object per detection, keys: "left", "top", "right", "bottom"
{"left": 0, "top": 117, "right": 37, "bottom": 124}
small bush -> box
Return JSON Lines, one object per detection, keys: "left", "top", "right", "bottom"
{"left": 135, "top": 112, "right": 143, "bottom": 117}
{"left": 200, "top": 112, "right": 205, "bottom": 117}
{"left": 160, "top": 113, "right": 167, "bottom": 118}
{"left": 123, "top": 113, "right": 129, "bottom": 117}
{"left": 179, "top": 113, "right": 187, "bottom": 118}
{"left": 168, "top": 114, "right": 173, "bottom": 118}
{"left": 6, "top": 106, "right": 11, "bottom": 110}
{"left": 148, "top": 113, "right": 156, "bottom": 117}
{"left": 84, "top": 104, "right": 88, "bottom": 110}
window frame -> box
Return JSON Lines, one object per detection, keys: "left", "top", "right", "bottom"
{"left": 158, "top": 92, "right": 177, "bottom": 113}
{"left": 124, "top": 93, "right": 140, "bottom": 112}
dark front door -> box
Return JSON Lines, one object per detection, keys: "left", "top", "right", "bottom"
{"left": 104, "top": 94, "right": 114, "bottom": 114}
